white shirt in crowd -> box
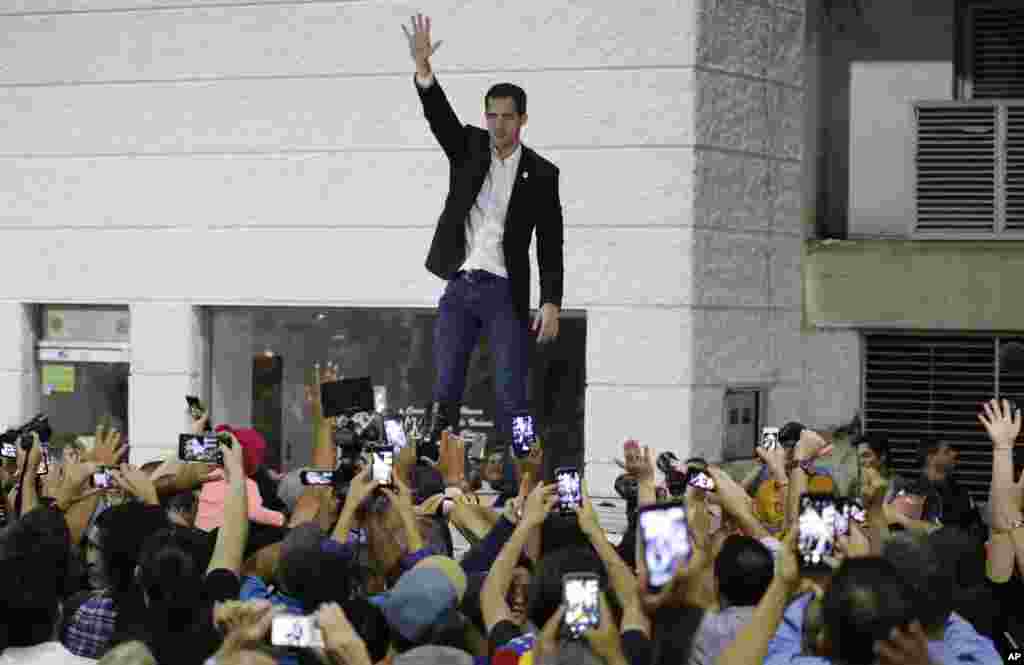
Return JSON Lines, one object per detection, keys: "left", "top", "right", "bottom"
{"left": 416, "top": 72, "right": 519, "bottom": 279}
{"left": 1, "top": 643, "right": 96, "bottom": 665}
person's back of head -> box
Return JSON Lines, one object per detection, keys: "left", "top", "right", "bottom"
{"left": 881, "top": 531, "right": 954, "bottom": 634}
{"left": 0, "top": 506, "right": 72, "bottom": 648}
{"left": 714, "top": 535, "right": 774, "bottom": 607}
{"left": 926, "top": 526, "right": 996, "bottom": 637}
{"left": 278, "top": 522, "right": 354, "bottom": 612}
{"left": 97, "top": 502, "right": 170, "bottom": 594}
{"left": 822, "top": 557, "right": 915, "bottom": 665}
{"left": 527, "top": 546, "right": 615, "bottom": 633}
{"left": 136, "top": 528, "right": 204, "bottom": 627}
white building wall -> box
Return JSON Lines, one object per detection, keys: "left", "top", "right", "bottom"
{"left": 0, "top": 0, "right": 827, "bottom": 493}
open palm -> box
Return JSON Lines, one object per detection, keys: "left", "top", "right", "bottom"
{"left": 401, "top": 13, "right": 443, "bottom": 66}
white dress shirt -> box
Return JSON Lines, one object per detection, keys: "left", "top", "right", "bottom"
{"left": 417, "top": 72, "right": 520, "bottom": 279}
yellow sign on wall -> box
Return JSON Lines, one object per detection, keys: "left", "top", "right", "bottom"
{"left": 42, "top": 365, "right": 75, "bottom": 393}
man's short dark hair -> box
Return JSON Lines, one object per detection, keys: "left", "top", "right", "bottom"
{"left": 881, "top": 532, "right": 954, "bottom": 632}
{"left": 96, "top": 503, "right": 170, "bottom": 593}
{"left": 527, "top": 546, "right": 612, "bottom": 630}
{"left": 854, "top": 433, "right": 889, "bottom": 464}
{"left": 484, "top": 83, "right": 527, "bottom": 115}
{"left": 714, "top": 535, "right": 774, "bottom": 607}
{"left": 917, "top": 435, "right": 946, "bottom": 467}
{"left": 278, "top": 523, "right": 354, "bottom": 612}
{"left": 823, "top": 557, "right": 915, "bottom": 665}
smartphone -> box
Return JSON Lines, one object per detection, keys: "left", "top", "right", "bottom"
{"left": 91, "top": 466, "right": 115, "bottom": 489}
{"left": 637, "top": 502, "right": 692, "bottom": 591}
{"left": 555, "top": 467, "right": 582, "bottom": 513}
{"left": 562, "top": 573, "right": 601, "bottom": 638}
{"left": 178, "top": 433, "right": 224, "bottom": 465}
{"left": 369, "top": 445, "right": 394, "bottom": 486}
{"left": 846, "top": 498, "right": 867, "bottom": 525}
{"left": 1, "top": 442, "right": 16, "bottom": 459}
{"left": 320, "top": 378, "right": 374, "bottom": 419}
{"left": 300, "top": 470, "right": 335, "bottom": 486}
{"left": 383, "top": 417, "right": 408, "bottom": 451}
{"left": 798, "top": 493, "right": 838, "bottom": 571}
{"left": 761, "top": 427, "right": 780, "bottom": 450}
{"left": 511, "top": 414, "right": 536, "bottom": 458}
{"left": 687, "top": 469, "right": 716, "bottom": 491}
{"left": 270, "top": 614, "right": 324, "bottom": 649}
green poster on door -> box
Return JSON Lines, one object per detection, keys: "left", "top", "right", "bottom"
{"left": 42, "top": 365, "right": 76, "bottom": 393}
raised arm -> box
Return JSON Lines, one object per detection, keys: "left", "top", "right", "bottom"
{"left": 979, "top": 398, "right": 1024, "bottom": 580}
{"left": 208, "top": 435, "right": 249, "bottom": 576}
{"left": 402, "top": 14, "right": 468, "bottom": 164}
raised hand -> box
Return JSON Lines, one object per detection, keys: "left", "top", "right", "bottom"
{"left": 614, "top": 441, "right": 655, "bottom": 484}
{"left": 88, "top": 422, "right": 128, "bottom": 467}
{"left": 109, "top": 464, "right": 159, "bottom": 506}
{"left": 522, "top": 482, "right": 558, "bottom": 528}
{"left": 979, "top": 398, "right": 1021, "bottom": 450}
{"left": 401, "top": 13, "right": 443, "bottom": 71}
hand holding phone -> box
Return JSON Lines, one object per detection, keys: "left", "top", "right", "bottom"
{"left": 562, "top": 573, "right": 601, "bottom": 638}
{"left": 178, "top": 433, "right": 230, "bottom": 465}
{"left": 300, "top": 470, "right": 336, "bottom": 486}
{"left": 271, "top": 614, "right": 324, "bottom": 649}
{"left": 686, "top": 469, "right": 716, "bottom": 492}
{"left": 369, "top": 446, "right": 394, "bottom": 486}
{"left": 798, "top": 493, "right": 837, "bottom": 571}
{"left": 555, "top": 467, "right": 581, "bottom": 513}
{"left": 383, "top": 417, "right": 408, "bottom": 451}
{"left": 760, "top": 427, "right": 780, "bottom": 450}
{"left": 92, "top": 466, "right": 115, "bottom": 490}
{"left": 511, "top": 414, "right": 536, "bottom": 459}
{"left": 637, "top": 502, "right": 692, "bottom": 592}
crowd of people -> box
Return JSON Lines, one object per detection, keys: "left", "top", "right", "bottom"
{"left": 0, "top": 368, "right": 1021, "bottom": 665}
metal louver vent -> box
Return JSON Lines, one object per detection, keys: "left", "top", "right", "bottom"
{"left": 1007, "top": 107, "right": 1024, "bottom": 229}
{"left": 915, "top": 106, "right": 996, "bottom": 232}
{"left": 863, "top": 333, "right": 1024, "bottom": 503}
{"left": 968, "top": 5, "right": 1024, "bottom": 99}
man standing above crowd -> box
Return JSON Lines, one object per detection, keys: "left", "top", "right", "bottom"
{"left": 402, "top": 13, "right": 565, "bottom": 491}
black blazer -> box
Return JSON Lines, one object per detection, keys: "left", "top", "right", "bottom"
{"left": 415, "top": 75, "right": 564, "bottom": 326}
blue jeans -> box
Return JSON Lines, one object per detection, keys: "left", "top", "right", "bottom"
{"left": 433, "top": 269, "right": 529, "bottom": 490}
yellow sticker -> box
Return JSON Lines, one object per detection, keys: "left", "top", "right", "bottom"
{"left": 42, "top": 365, "right": 75, "bottom": 393}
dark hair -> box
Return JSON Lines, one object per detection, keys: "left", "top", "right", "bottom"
{"left": 136, "top": 528, "right": 204, "bottom": 628}
{"left": 278, "top": 523, "right": 355, "bottom": 612}
{"left": 527, "top": 546, "right": 617, "bottom": 630}
{"left": 0, "top": 507, "right": 72, "bottom": 648}
{"left": 162, "top": 490, "right": 197, "bottom": 516}
{"left": 854, "top": 433, "right": 889, "bottom": 465}
{"left": 917, "top": 435, "right": 947, "bottom": 467}
{"left": 484, "top": 83, "right": 527, "bottom": 115}
{"left": 926, "top": 527, "right": 996, "bottom": 638}
{"left": 822, "top": 557, "right": 915, "bottom": 665}
{"left": 714, "top": 535, "right": 774, "bottom": 607}
{"left": 343, "top": 597, "right": 391, "bottom": 663}
{"left": 650, "top": 604, "right": 706, "bottom": 665}
{"left": 96, "top": 503, "right": 171, "bottom": 594}
{"left": 881, "top": 532, "right": 954, "bottom": 631}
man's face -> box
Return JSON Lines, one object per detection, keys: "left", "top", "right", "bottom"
{"left": 84, "top": 524, "right": 107, "bottom": 590}
{"left": 857, "top": 444, "right": 881, "bottom": 470}
{"left": 930, "top": 444, "right": 959, "bottom": 475}
{"left": 485, "top": 97, "right": 526, "bottom": 153}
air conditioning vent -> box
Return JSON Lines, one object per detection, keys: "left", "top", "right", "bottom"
{"left": 968, "top": 5, "right": 1024, "bottom": 100}
{"left": 864, "top": 333, "right": 1024, "bottom": 503}
{"left": 1006, "top": 106, "right": 1024, "bottom": 229}
{"left": 915, "top": 105, "right": 996, "bottom": 232}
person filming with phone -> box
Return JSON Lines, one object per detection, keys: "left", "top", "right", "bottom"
{"left": 403, "top": 12, "right": 565, "bottom": 496}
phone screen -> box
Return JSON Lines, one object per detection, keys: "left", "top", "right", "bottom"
{"left": 370, "top": 447, "right": 393, "bottom": 485}
{"left": 92, "top": 468, "right": 114, "bottom": 489}
{"left": 687, "top": 469, "right": 715, "bottom": 491}
{"left": 383, "top": 419, "right": 408, "bottom": 451}
{"left": 300, "top": 470, "right": 335, "bottom": 486}
{"left": 271, "top": 615, "right": 324, "bottom": 648}
{"left": 639, "top": 503, "right": 692, "bottom": 590}
{"left": 511, "top": 414, "right": 536, "bottom": 458}
{"left": 563, "top": 575, "right": 600, "bottom": 637}
{"left": 847, "top": 498, "right": 866, "bottom": 524}
{"left": 761, "top": 427, "right": 780, "bottom": 450}
{"left": 798, "top": 494, "right": 837, "bottom": 569}
{"left": 0, "top": 443, "right": 15, "bottom": 459}
{"left": 556, "top": 468, "right": 581, "bottom": 513}
{"left": 178, "top": 434, "right": 223, "bottom": 465}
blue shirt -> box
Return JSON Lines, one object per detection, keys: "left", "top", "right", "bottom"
{"left": 766, "top": 593, "right": 1003, "bottom": 665}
